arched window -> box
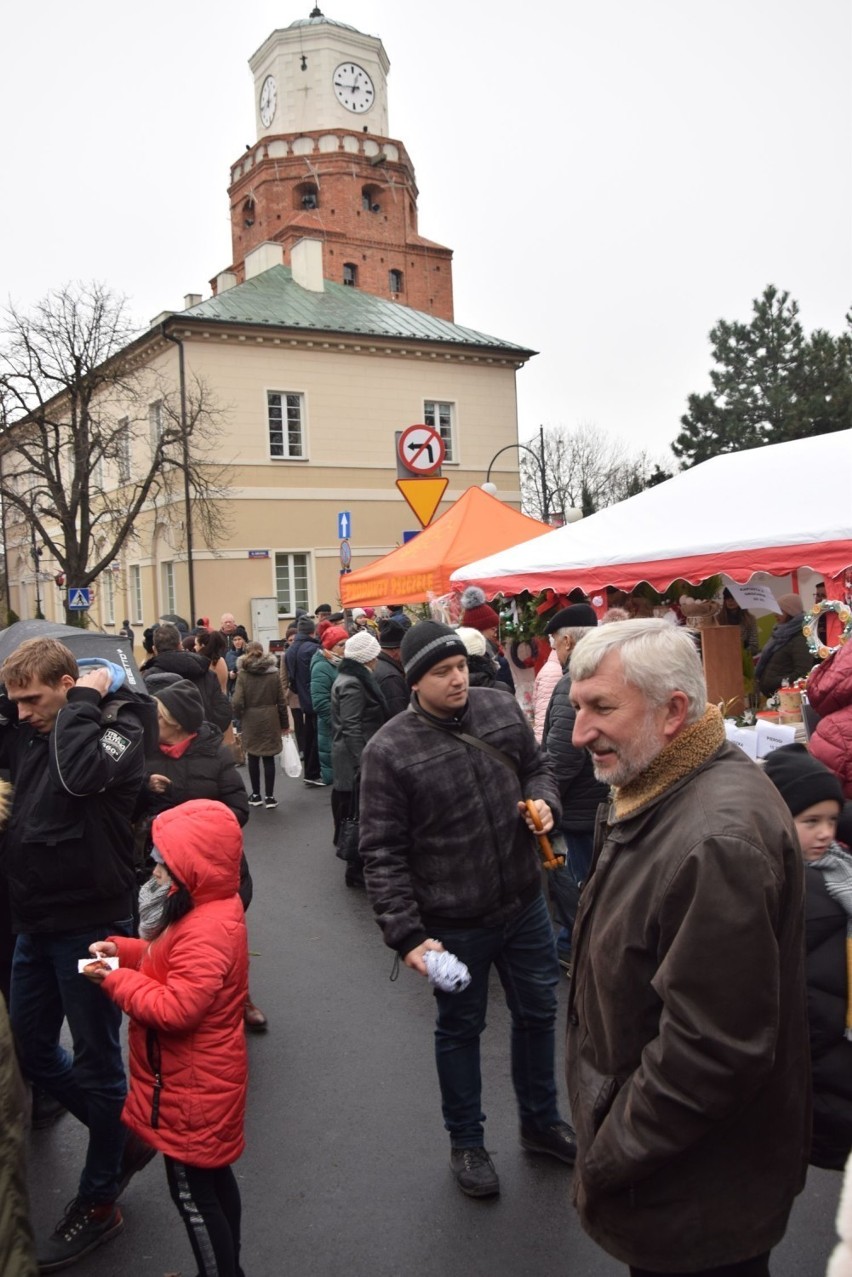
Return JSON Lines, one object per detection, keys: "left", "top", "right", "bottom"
{"left": 361, "top": 184, "right": 381, "bottom": 213}
{"left": 343, "top": 263, "right": 358, "bottom": 287}
{"left": 242, "top": 198, "right": 255, "bottom": 228}
{"left": 389, "top": 269, "right": 403, "bottom": 294}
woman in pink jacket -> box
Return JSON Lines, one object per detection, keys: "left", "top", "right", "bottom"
{"left": 808, "top": 640, "right": 852, "bottom": 798}
{"left": 85, "top": 799, "right": 249, "bottom": 1277}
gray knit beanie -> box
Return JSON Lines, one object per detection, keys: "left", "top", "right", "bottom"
{"left": 155, "top": 679, "right": 204, "bottom": 733}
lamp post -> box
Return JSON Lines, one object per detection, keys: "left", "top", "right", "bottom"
{"left": 31, "top": 526, "right": 43, "bottom": 619}
{"left": 483, "top": 425, "right": 550, "bottom": 523}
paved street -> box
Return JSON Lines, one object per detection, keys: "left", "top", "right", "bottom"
{"left": 27, "top": 769, "right": 842, "bottom": 1276}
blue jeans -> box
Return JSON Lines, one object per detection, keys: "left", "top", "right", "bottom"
{"left": 430, "top": 892, "right": 561, "bottom": 1147}
{"left": 10, "top": 921, "right": 132, "bottom": 1203}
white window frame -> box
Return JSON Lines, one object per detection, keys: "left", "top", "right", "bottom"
{"left": 267, "top": 391, "right": 306, "bottom": 460}
{"left": 161, "top": 561, "right": 175, "bottom": 614}
{"left": 130, "top": 565, "right": 143, "bottom": 623}
{"left": 102, "top": 571, "right": 115, "bottom": 625}
{"left": 149, "top": 400, "right": 163, "bottom": 455}
{"left": 117, "top": 418, "right": 132, "bottom": 483}
{"left": 424, "top": 399, "right": 456, "bottom": 464}
{"left": 275, "top": 552, "right": 310, "bottom": 617}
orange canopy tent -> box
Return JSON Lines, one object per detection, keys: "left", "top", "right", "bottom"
{"left": 339, "top": 486, "right": 550, "bottom": 608}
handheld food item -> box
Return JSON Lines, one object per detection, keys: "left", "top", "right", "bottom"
{"left": 524, "top": 799, "right": 565, "bottom": 870}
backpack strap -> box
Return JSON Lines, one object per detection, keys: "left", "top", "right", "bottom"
{"left": 409, "top": 704, "right": 519, "bottom": 776}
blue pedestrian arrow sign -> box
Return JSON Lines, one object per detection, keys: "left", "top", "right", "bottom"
{"left": 67, "top": 588, "right": 92, "bottom": 610}
{"left": 337, "top": 511, "right": 352, "bottom": 540}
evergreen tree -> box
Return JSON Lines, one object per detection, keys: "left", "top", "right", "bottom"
{"left": 673, "top": 286, "right": 852, "bottom": 467}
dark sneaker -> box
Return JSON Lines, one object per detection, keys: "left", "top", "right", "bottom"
{"left": 117, "top": 1130, "right": 157, "bottom": 1196}
{"left": 450, "top": 1146, "right": 500, "bottom": 1198}
{"left": 248, "top": 793, "right": 263, "bottom": 806}
{"left": 303, "top": 778, "right": 326, "bottom": 787}
{"left": 264, "top": 796, "right": 278, "bottom": 809}
{"left": 31, "top": 1086, "right": 68, "bottom": 1130}
{"left": 520, "top": 1119, "right": 577, "bottom": 1165}
{"left": 38, "top": 1198, "right": 124, "bottom": 1272}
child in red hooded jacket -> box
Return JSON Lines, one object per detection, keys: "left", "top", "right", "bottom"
{"left": 85, "top": 798, "right": 249, "bottom": 1277}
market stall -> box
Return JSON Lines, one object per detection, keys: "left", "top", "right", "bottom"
{"left": 450, "top": 430, "right": 852, "bottom": 597}
{"left": 340, "top": 485, "right": 549, "bottom": 608}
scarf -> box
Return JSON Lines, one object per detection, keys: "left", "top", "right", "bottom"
{"left": 159, "top": 735, "right": 197, "bottom": 759}
{"left": 611, "top": 704, "right": 726, "bottom": 821}
{"left": 811, "top": 843, "right": 852, "bottom": 1040}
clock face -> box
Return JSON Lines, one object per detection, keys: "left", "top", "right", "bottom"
{"left": 332, "top": 62, "right": 375, "bottom": 114}
{"left": 259, "top": 75, "right": 277, "bottom": 128}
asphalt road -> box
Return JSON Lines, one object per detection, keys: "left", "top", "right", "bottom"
{"left": 27, "top": 768, "right": 842, "bottom": 1276}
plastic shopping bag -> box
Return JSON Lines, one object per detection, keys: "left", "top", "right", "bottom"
{"left": 280, "top": 732, "right": 302, "bottom": 778}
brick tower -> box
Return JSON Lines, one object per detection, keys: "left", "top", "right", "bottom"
{"left": 218, "top": 7, "right": 455, "bottom": 320}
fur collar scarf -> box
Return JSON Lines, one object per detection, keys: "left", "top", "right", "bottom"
{"left": 612, "top": 704, "right": 726, "bottom": 821}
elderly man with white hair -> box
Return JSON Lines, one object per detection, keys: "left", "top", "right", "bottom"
{"left": 565, "top": 619, "right": 810, "bottom": 1277}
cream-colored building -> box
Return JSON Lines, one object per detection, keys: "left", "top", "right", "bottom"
{"left": 6, "top": 11, "right": 531, "bottom": 638}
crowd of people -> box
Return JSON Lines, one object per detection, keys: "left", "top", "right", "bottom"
{"left": 1, "top": 584, "right": 852, "bottom": 1275}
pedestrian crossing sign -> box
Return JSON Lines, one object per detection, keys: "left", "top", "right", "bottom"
{"left": 67, "top": 588, "right": 92, "bottom": 610}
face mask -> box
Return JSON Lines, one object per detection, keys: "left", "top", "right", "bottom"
{"left": 138, "top": 873, "right": 172, "bottom": 940}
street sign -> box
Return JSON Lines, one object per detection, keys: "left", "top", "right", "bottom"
{"left": 248, "top": 550, "right": 270, "bottom": 558}
{"left": 67, "top": 588, "right": 92, "bottom": 610}
{"left": 395, "top": 477, "right": 449, "bottom": 528}
{"left": 340, "top": 539, "right": 352, "bottom": 568}
{"left": 402, "top": 530, "right": 420, "bottom": 543}
{"left": 338, "top": 511, "right": 352, "bottom": 540}
{"left": 397, "top": 424, "right": 445, "bottom": 475}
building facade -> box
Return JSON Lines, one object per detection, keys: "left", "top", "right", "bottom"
{"left": 6, "top": 10, "right": 530, "bottom": 638}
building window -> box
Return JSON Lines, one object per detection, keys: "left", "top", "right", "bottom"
{"left": 149, "top": 401, "right": 163, "bottom": 454}
{"left": 295, "top": 183, "right": 319, "bottom": 211}
{"left": 361, "top": 185, "right": 381, "bottom": 213}
{"left": 103, "top": 571, "right": 115, "bottom": 625}
{"left": 117, "top": 418, "right": 131, "bottom": 483}
{"left": 389, "top": 269, "right": 403, "bottom": 294}
{"left": 267, "top": 392, "right": 305, "bottom": 459}
{"left": 275, "top": 552, "right": 309, "bottom": 616}
{"left": 424, "top": 400, "right": 455, "bottom": 463}
{"left": 161, "top": 561, "right": 175, "bottom": 614}
{"left": 342, "top": 263, "right": 357, "bottom": 287}
{"left": 130, "top": 565, "right": 143, "bottom": 622}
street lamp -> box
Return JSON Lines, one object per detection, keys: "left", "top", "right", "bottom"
{"left": 483, "top": 425, "right": 551, "bottom": 523}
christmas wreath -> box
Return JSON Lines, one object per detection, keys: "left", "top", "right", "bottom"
{"left": 803, "top": 599, "right": 852, "bottom": 661}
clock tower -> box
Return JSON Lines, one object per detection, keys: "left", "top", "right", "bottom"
{"left": 218, "top": 7, "right": 454, "bottom": 319}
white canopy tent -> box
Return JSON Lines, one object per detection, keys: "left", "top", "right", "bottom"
{"left": 451, "top": 430, "right": 852, "bottom": 597}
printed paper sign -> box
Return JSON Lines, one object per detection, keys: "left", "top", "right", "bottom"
{"left": 723, "top": 579, "right": 783, "bottom": 614}
{"left": 755, "top": 719, "right": 797, "bottom": 758}
{"left": 724, "top": 722, "right": 759, "bottom": 759}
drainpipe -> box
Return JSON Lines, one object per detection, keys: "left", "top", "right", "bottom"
{"left": 161, "top": 324, "right": 196, "bottom": 622}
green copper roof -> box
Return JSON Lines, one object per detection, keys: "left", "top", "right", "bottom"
{"left": 178, "top": 266, "right": 534, "bottom": 356}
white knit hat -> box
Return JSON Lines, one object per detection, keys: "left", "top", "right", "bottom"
{"left": 344, "top": 631, "right": 381, "bottom": 663}
{"left": 456, "top": 626, "right": 487, "bottom": 658}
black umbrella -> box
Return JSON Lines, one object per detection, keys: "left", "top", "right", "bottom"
{"left": 0, "top": 621, "right": 145, "bottom": 691}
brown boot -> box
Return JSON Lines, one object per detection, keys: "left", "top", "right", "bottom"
{"left": 244, "top": 995, "right": 268, "bottom": 1032}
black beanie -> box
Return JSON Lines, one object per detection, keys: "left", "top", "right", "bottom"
{"left": 400, "top": 621, "right": 467, "bottom": 688}
{"left": 296, "top": 615, "right": 316, "bottom": 636}
{"left": 544, "top": 603, "right": 598, "bottom": 634}
{"left": 378, "top": 618, "right": 408, "bottom": 650}
{"left": 155, "top": 679, "right": 204, "bottom": 733}
{"left": 763, "top": 744, "right": 843, "bottom": 816}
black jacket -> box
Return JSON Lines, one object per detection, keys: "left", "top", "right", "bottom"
{"left": 330, "top": 659, "right": 388, "bottom": 791}
{"left": 0, "top": 687, "right": 145, "bottom": 932}
{"left": 285, "top": 635, "right": 321, "bottom": 711}
{"left": 541, "top": 669, "right": 608, "bottom": 832}
{"left": 360, "top": 687, "right": 561, "bottom": 955}
{"left": 373, "top": 652, "right": 409, "bottom": 718}
{"left": 805, "top": 864, "right": 852, "bottom": 1169}
{"left": 141, "top": 650, "right": 231, "bottom": 732}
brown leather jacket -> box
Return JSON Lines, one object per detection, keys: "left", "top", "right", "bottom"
{"left": 566, "top": 709, "right": 810, "bottom": 1271}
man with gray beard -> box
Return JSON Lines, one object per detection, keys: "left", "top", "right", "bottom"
{"left": 565, "top": 619, "right": 809, "bottom": 1277}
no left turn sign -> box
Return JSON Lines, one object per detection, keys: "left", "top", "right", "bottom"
{"left": 397, "top": 423, "right": 445, "bottom": 475}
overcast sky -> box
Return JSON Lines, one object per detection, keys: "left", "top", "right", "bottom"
{"left": 2, "top": 0, "right": 849, "bottom": 463}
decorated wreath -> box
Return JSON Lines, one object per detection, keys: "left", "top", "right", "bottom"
{"left": 802, "top": 598, "right": 852, "bottom": 661}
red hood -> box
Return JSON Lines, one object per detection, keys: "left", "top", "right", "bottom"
{"left": 151, "top": 799, "right": 242, "bottom": 903}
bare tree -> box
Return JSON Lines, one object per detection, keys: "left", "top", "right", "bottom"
{"left": 0, "top": 282, "right": 231, "bottom": 623}
{"left": 520, "top": 424, "right": 672, "bottom": 521}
